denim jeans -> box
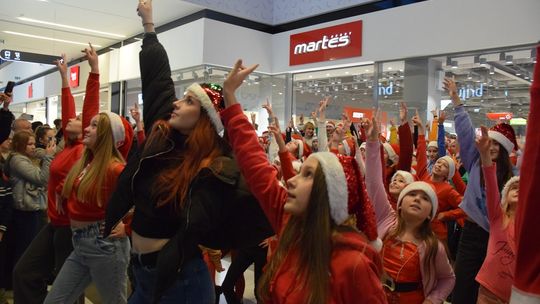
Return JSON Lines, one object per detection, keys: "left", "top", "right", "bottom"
{"left": 128, "top": 257, "right": 214, "bottom": 304}
{"left": 43, "top": 222, "right": 130, "bottom": 304}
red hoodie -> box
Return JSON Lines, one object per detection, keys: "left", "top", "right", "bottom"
{"left": 222, "top": 104, "right": 386, "bottom": 304}
{"left": 47, "top": 73, "right": 99, "bottom": 226}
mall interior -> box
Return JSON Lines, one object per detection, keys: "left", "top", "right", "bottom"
{"left": 0, "top": 0, "right": 539, "bottom": 303}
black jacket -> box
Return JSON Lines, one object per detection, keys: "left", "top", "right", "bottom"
{"left": 0, "top": 108, "right": 14, "bottom": 233}
{"left": 104, "top": 32, "right": 273, "bottom": 302}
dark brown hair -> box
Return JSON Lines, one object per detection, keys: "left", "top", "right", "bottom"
{"left": 258, "top": 165, "right": 333, "bottom": 304}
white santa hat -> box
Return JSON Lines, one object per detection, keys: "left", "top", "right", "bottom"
{"left": 501, "top": 176, "right": 520, "bottom": 211}
{"left": 392, "top": 170, "right": 415, "bottom": 184}
{"left": 102, "top": 111, "right": 126, "bottom": 147}
{"left": 382, "top": 142, "right": 397, "bottom": 164}
{"left": 438, "top": 155, "right": 456, "bottom": 179}
{"left": 397, "top": 181, "right": 439, "bottom": 220}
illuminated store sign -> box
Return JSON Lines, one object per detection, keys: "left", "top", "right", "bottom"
{"left": 458, "top": 84, "right": 484, "bottom": 100}
{"left": 290, "top": 21, "right": 362, "bottom": 66}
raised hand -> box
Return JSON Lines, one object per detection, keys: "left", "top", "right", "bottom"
{"left": 389, "top": 118, "right": 395, "bottom": 128}
{"left": 137, "top": 0, "right": 153, "bottom": 25}
{"left": 443, "top": 77, "right": 461, "bottom": 106}
{"left": 82, "top": 43, "right": 98, "bottom": 73}
{"left": 431, "top": 108, "right": 439, "bottom": 118}
{"left": 223, "top": 59, "right": 259, "bottom": 107}
{"left": 366, "top": 109, "right": 381, "bottom": 141}
{"left": 0, "top": 93, "right": 12, "bottom": 109}
{"left": 54, "top": 53, "right": 69, "bottom": 87}
{"left": 262, "top": 98, "right": 273, "bottom": 117}
{"left": 439, "top": 110, "right": 447, "bottom": 124}
{"left": 399, "top": 102, "right": 408, "bottom": 125}
{"left": 318, "top": 97, "right": 330, "bottom": 121}
{"left": 412, "top": 109, "right": 425, "bottom": 135}
{"left": 130, "top": 103, "right": 141, "bottom": 123}
{"left": 475, "top": 125, "right": 492, "bottom": 166}
{"left": 342, "top": 112, "right": 352, "bottom": 130}
{"left": 45, "top": 139, "right": 57, "bottom": 156}
{"left": 268, "top": 118, "right": 286, "bottom": 152}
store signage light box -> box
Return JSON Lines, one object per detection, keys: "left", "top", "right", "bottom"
{"left": 69, "top": 66, "right": 80, "bottom": 88}
{"left": 290, "top": 20, "right": 362, "bottom": 66}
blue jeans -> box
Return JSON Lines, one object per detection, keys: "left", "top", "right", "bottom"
{"left": 129, "top": 257, "right": 214, "bottom": 304}
{"left": 44, "top": 222, "right": 130, "bottom": 304}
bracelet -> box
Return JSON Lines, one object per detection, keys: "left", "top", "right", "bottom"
{"left": 143, "top": 22, "right": 154, "bottom": 26}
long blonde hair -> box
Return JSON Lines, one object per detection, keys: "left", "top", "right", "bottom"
{"left": 62, "top": 113, "right": 124, "bottom": 206}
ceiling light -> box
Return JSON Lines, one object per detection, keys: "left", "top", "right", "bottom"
{"left": 308, "top": 75, "right": 313, "bottom": 78}
{"left": 479, "top": 58, "right": 487, "bottom": 66}
{"left": 505, "top": 55, "right": 513, "bottom": 64}
{"left": 387, "top": 67, "right": 392, "bottom": 70}
{"left": 515, "top": 69, "right": 521, "bottom": 76}
{"left": 18, "top": 17, "right": 125, "bottom": 38}
{"left": 524, "top": 73, "right": 530, "bottom": 80}
{"left": 489, "top": 66, "right": 495, "bottom": 75}
{"left": 326, "top": 73, "right": 330, "bottom": 76}
{"left": 345, "top": 71, "right": 349, "bottom": 74}
{"left": 446, "top": 57, "right": 452, "bottom": 66}
{"left": 467, "top": 72, "right": 473, "bottom": 80}
{"left": 451, "top": 60, "right": 458, "bottom": 69}
{"left": 3, "top": 31, "right": 102, "bottom": 47}
{"left": 532, "top": 48, "right": 537, "bottom": 63}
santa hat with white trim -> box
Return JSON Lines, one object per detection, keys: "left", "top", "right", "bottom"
{"left": 310, "top": 152, "right": 381, "bottom": 250}
{"left": 438, "top": 155, "right": 456, "bottom": 179}
{"left": 397, "top": 181, "right": 438, "bottom": 220}
{"left": 488, "top": 123, "right": 518, "bottom": 153}
{"left": 186, "top": 83, "right": 225, "bottom": 135}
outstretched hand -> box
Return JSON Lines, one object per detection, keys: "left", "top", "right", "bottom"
{"left": 412, "top": 109, "right": 425, "bottom": 135}
{"left": 137, "top": 0, "right": 153, "bottom": 23}
{"left": 475, "top": 125, "right": 492, "bottom": 166}
{"left": 443, "top": 77, "right": 461, "bottom": 105}
{"left": 399, "top": 102, "right": 408, "bottom": 125}
{"left": 54, "top": 53, "right": 68, "bottom": 78}
{"left": 262, "top": 98, "right": 273, "bottom": 117}
{"left": 82, "top": 43, "right": 98, "bottom": 73}
{"left": 366, "top": 109, "right": 381, "bottom": 142}
{"left": 130, "top": 103, "right": 141, "bottom": 123}
{"left": 223, "top": 59, "right": 258, "bottom": 107}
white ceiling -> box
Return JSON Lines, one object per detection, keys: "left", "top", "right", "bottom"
{"left": 0, "top": 0, "right": 203, "bottom": 63}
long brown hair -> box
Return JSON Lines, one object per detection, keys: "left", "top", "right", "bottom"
{"left": 62, "top": 113, "right": 124, "bottom": 206}
{"left": 258, "top": 165, "right": 334, "bottom": 304}
{"left": 145, "top": 109, "right": 227, "bottom": 209}
{"left": 386, "top": 213, "right": 439, "bottom": 282}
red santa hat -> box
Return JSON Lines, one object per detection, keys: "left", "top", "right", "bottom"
{"left": 186, "top": 83, "right": 225, "bottom": 135}
{"left": 310, "top": 152, "right": 381, "bottom": 250}
{"left": 488, "top": 123, "right": 518, "bottom": 153}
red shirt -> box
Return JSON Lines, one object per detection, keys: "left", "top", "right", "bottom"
{"left": 48, "top": 74, "right": 99, "bottom": 226}
{"left": 67, "top": 162, "right": 124, "bottom": 222}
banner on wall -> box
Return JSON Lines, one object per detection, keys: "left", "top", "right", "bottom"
{"left": 289, "top": 20, "right": 363, "bottom": 66}
{"left": 69, "top": 66, "right": 80, "bottom": 88}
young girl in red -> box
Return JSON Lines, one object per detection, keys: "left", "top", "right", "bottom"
{"left": 221, "top": 60, "right": 386, "bottom": 304}
{"left": 364, "top": 113, "right": 455, "bottom": 304}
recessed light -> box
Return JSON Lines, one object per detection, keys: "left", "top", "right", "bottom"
{"left": 387, "top": 67, "right": 392, "bottom": 70}
{"left": 3, "top": 31, "right": 102, "bottom": 47}
{"left": 308, "top": 75, "right": 313, "bottom": 78}
{"left": 326, "top": 73, "right": 330, "bottom": 76}
{"left": 18, "top": 17, "right": 125, "bottom": 38}
{"left": 345, "top": 71, "right": 349, "bottom": 74}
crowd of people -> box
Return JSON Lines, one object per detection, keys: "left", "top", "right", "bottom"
{"left": 0, "top": 0, "right": 538, "bottom": 303}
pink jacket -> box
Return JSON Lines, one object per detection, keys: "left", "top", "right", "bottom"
{"left": 365, "top": 140, "right": 455, "bottom": 304}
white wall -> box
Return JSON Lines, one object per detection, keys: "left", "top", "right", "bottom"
{"left": 271, "top": 0, "right": 540, "bottom": 74}
{"left": 202, "top": 19, "right": 273, "bottom": 73}
{"left": 0, "top": 62, "right": 53, "bottom": 86}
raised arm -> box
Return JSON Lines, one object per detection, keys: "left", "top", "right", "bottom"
{"left": 55, "top": 54, "right": 77, "bottom": 143}
{"left": 81, "top": 44, "right": 100, "bottom": 130}
{"left": 397, "top": 102, "right": 413, "bottom": 171}
{"left": 268, "top": 118, "right": 295, "bottom": 183}
{"left": 438, "top": 111, "right": 447, "bottom": 157}
{"left": 476, "top": 125, "right": 503, "bottom": 223}
{"left": 316, "top": 98, "right": 330, "bottom": 152}
{"left": 138, "top": 0, "right": 176, "bottom": 134}
{"left": 364, "top": 112, "right": 397, "bottom": 237}
{"left": 222, "top": 60, "right": 288, "bottom": 232}
{"left": 412, "top": 112, "right": 429, "bottom": 180}
{"left": 444, "top": 78, "right": 479, "bottom": 172}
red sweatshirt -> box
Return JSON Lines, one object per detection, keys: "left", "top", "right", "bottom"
{"left": 222, "top": 104, "right": 386, "bottom": 304}
{"left": 47, "top": 73, "right": 99, "bottom": 226}
{"left": 512, "top": 44, "right": 540, "bottom": 302}
{"left": 417, "top": 134, "right": 463, "bottom": 240}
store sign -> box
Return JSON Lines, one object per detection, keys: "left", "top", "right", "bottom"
{"left": 379, "top": 83, "right": 394, "bottom": 96}
{"left": 486, "top": 112, "right": 513, "bottom": 121}
{"left": 69, "top": 66, "right": 80, "bottom": 88}
{"left": 458, "top": 84, "right": 484, "bottom": 100}
{"left": 289, "top": 20, "right": 362, "bottom": 66}
{"left": 0, "top": 49, "right": 59, "bottom": 64}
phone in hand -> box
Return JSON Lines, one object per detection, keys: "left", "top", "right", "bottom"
{"left": 4, "top": 81, "right": 15, "bottom": 94}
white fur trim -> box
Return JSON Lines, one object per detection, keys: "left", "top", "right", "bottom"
{"left": 295, "top": 139, "right": 304, "bottom": 159}
{"left": 392, "top": 170, "right": 415, "bottom": 184}
{"left": 439, "top": 156, "right": 456, "bottom": 179}
{"left": 397, "top": 181, "right": 438, "bottom": 220}
{"left": 489, "top": 130, "right": 514, "bottom": 153}
{"left": 186, "top": 83, "right": 224, "bottom": 134}
{"left": 310, "top": 152, "right": 348, "bottom": 225}
{"left": 510, "top": 287, "right": 540, "bottom": 304}
{"left": 102, "top": 111, "right": 125, "bottom": 147}
{"left": 342, "top": 139, "right": 351, "bottom": 156}
{"left": 370, "top": 238, "right": 383, "bottom": 252}
{"left": 501, "top": 176, "right": 520, "bottom": 207}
